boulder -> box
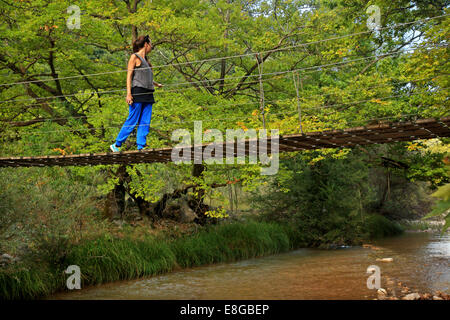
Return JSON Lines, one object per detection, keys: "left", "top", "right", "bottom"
{"left": 402, "top": 293, "right": 420, "bottom": 300}
{"left": 179, "top": 200, "right": 197, "bottom": 223}
{"left": 1, "top": 253, "right": 13, "bottom": 260}
{"left": 161, "top": 199, "right": 197, "bottom": 223}
{"left": 377, "top": 288, "right": 387, "bottom": 295}
{"left": 377, "top": 288, "right": 388, "bottom": 300}
{"left": 376, "top": 258, "right": 393, "bottom": 262}
{"left": 0, "top": 253, "right": 14, "bottom": 267}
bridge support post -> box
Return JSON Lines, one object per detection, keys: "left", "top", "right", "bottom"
{"left": 292, "top": 71, "right": 304, "bottom": 134}
{"left": 256, "top": 53, "right": 266, "bottom": 130}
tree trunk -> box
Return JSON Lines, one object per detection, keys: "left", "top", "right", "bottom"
{"left": 378, "top": 169, "right": 391, "bottom": 214}
{"left": 104, "top": 165, "right": 127, "bottom": 219}
{"left": 191, "top": 163, "right": 205, "bottom": 210}
{"left": 107, "top": 162, "right": 221, "bottom": 224}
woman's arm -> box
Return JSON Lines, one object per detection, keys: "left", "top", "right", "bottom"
{"left": 146, "top": 58, "right": 162, "bottom": 88}
{"left": 153, "top": 81, "right": 163, "bottom": 88}
{"left": 126, "top": 55, "right": 135, "bottom": 105}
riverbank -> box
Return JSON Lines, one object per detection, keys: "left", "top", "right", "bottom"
{"left": 361, "top": 237, "right": 450, "bottom": 300}
{"left": 0, "top": 216, "right": 404, "bottom": 300}
{"left": 398, "top": 219, "right": 445, "bottom": 233}
{"left": 50, "top": 232, "right": 449, "bottom": 300}
{"left": 375, "top": 282, "right": 450, "bottom": 300}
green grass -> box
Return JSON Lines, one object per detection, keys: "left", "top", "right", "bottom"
{"left": 0, "top": 263, "right": 60, "bottom": 300}
{"left": 65, "top": 236, "right": 176, "bottom": 284}
{"left": 170, "top": 222, "right": 291, "bottom": 268}
{"left": 0, "top": 221, "right": 296, "bottom": 300}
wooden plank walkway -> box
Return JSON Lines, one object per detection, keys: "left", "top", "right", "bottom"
{"left": 0, "top": 117, "right": 449, "bottom": 168}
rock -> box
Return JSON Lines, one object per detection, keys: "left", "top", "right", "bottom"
{"left": 1, "top": 253, "right": 13, "bottom": 260}
{"left": 362, "top": 244, "right": 384, "bottom": 250}
{"left": 432, "top": 296, "right": 443, "bottom": 300}
{"left": 422, "top": 293, "right": 432, "bottom": 300}
{"left": 0, "top": 253, "right": 14, "bottom": 267}
{"left": 401, "top": 287, "right": 410, "bottom": 294}
{"left": 433, "top": 291, "right": 449, "bottom": 300}
{"left": 402, "top": 293, "right": 420, "bottom": 300}
{"left": 377, "top": 288, "right": 387, "bottom": 296}
{"left": 376, "top": 258, "right": 393, "bottom": 262}
{"left": 377, "top": 289, "right": 387, "bottom": 300}
{"left": 161, "top": 198, "right": 198, "bottom": 223}
{"left": 179, "top": 200, "right": 197, "bottom": 223}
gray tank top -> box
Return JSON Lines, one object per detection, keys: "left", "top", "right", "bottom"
{"left": 132, "top": 53, "right": 154, "bottom": 90}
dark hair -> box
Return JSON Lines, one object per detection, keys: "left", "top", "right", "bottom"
{"left": 132, "top": 35, "right": 151, "bottom": 53}
{"left": 132, "top": 35, "right": 152, "bottom": 66}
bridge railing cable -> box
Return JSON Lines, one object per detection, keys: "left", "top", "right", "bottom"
{"left": 1, "top": 73, "right": 446, "bottom": 127}
{"left": 3, "top": 86, "right": 446, "bottom": 142}
{"left": 1, "top": 43, "right": 446, "bottom": 107}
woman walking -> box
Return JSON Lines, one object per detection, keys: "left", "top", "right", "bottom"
{"left": 110, "top": 35, "right": 162, "bottom": 152}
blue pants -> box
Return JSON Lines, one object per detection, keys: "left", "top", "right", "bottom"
{"left": 115, "top": 102, "right": 153, "bottom": 150}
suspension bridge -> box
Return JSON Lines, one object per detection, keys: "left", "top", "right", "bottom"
{"left": 0, "top": 116, "right": 448, "bottom": 168}
{"left": 1, "top": 14, "right": 449, "bottom": 168}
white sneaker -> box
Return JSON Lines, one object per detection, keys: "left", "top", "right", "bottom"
{"left": 110, "top": 144, "right": 120, "bottom": 152}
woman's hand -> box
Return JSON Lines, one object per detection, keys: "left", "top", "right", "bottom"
{"left": 126, "top": 93, "right": 133, "bottom": 105}
{"left": 154, "top": 82, "right": 164, "bottom": 88}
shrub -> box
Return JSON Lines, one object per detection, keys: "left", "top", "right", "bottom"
{"left": 363, "top": 214, "right": 404, "bottom": 239}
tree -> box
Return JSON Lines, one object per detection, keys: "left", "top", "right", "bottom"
{"left": 1, "top": 0, "right": 448, "bottom": 221}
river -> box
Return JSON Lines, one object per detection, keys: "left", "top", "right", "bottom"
{"left": 51, "top": 232, "right": 449, "bottom": 300}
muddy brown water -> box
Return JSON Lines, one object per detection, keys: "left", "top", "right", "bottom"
{"left": 51, "top": 232, "right": 449, "bottom": 300}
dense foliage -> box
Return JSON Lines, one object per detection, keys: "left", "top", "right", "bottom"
{"left": 0, "top": 0, "right": 448, "bottom": 205}
{"left": 0, "top": 0, "right": 448, "bottom": 299}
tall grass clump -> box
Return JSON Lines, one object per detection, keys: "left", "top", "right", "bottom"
{"left": 170, "top": 222, "right": 290, "bottom": 268}
{"left": 1, "top": 221, "right": 296, "bottom": 300}
{"left": 0, "top": 264, "right": 59, "bottom": 300}
{"left": 65, "top": 235, "right": 176, "bottom": 286}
